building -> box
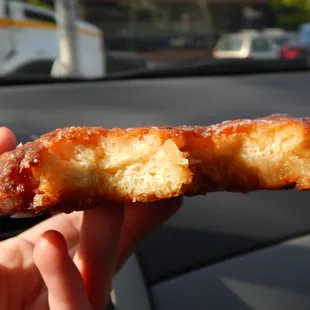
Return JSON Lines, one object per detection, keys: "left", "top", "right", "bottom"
{"left": 30, "top": 0, "right": 275, "bottom": 59}
{"left": 82, "top": 0, "right": 273, "bottom": 33}
{"left": 81, "top": 0, "right": 274, "bottom": 51}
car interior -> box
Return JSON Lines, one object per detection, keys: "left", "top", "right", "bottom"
{"left": 1, "top": 69, "right": 310, "bottom": 309}
{"left": 1, "top": 0, "right": 310, "bottom": 308}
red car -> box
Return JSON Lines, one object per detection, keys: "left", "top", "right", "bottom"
{"left": 279, "top": 42, "right": 310, "bottom": 66}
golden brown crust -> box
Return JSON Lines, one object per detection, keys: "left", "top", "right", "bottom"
{"left": 0, "top": 114, "right": 310, "bottom": 217}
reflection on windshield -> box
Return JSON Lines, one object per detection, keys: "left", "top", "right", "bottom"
{"left": 1, "top": 0, "right": 309, "bottom": 78}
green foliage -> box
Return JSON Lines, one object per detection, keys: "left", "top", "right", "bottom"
{"left": 25, "top": 0, "right": 52, "bottom": 9}
{"left": 271, "top": 0, "right": 310, "bottom": 29}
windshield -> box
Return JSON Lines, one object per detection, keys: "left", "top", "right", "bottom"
{"left": 214, "top": 37, "right": 243, "bottom": 52}
{"left": 1, "top": 0, "right": 309, "bottom": 79}
{"left": 271, "top": 36, "right": 290, "bottom": 47}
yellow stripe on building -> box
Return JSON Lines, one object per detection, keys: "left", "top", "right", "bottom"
{"left": 0, "top": 17, "right": 101, "bottom": 37}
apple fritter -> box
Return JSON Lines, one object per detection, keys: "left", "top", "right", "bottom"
{"left": 0, "top": 114, "right": 309, "bottom": 217}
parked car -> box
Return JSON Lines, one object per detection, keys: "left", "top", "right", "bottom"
{"left": 278, "top": 24, "right": 310, "bottom": 66}
{"left": 212, "top": 32, "right": 279, "bottom": 60}
{"left": 279, "top": 42, "right": 310, "bottom": 66}
{"left": 261, "top": 28, "right": 286, "bottom": 36}
{"left": 262, "top": 29, "right": 296, "bottom": 49}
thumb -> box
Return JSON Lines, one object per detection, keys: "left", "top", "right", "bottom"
{"left": 33, "top": 230, "right": 93, "bottom": 310}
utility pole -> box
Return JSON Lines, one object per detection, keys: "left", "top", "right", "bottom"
{"left": 129, "top": 0, "right": 138, "bottom": 51}
{"left": 197, "top": 0, "right": 215, "bottom": 53}
{"left": 53, "top": 0, "right": 80, "bottom": 77}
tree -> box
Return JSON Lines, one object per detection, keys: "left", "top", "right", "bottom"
{"left": 25, "top": 0, "right": 53, "bottom": 9}
{"left": 271, "top": 0, "right": 310, "bottom": 30}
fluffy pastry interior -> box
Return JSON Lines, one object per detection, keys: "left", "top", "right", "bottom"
{"left": 21, "top": 121, "right": 310, "bottom": 212}
{"left": 32, "top": 133, "right": 192, "bottom": 207}
{"left": 231, "top": 123, "right": 310, "bottom": 188}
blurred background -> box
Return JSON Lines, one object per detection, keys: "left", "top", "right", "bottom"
{"left": 2, "top": 0, "right": 310, "bottom": 77}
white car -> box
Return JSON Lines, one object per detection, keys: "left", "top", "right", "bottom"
{"left": 212, "top": 32, "right": 279, "bottom": 60}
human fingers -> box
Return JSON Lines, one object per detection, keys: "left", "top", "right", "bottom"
{"left": 19, "top": 194, "right": 182, "bottom": 278}
{"left": 74, "top": 202, "right": 124, "bottom": 310}
{"left": 0, "top": 127, "right": 17, "bottom": 154}
{"left": 18, "top": 212, "right": 83, "bottom": 250}
{"left": 116, "top": 196, "right": 183, "bottom": 272}
{"left": 33, "top": 230, "right": 93, "bottom": 310}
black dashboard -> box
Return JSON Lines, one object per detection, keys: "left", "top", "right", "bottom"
{"left": 1, "top": 71, "right": 310, "bottom": 309}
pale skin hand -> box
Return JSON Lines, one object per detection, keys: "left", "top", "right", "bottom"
{"left": 0, "top": 127, "right": 183, "bottom": 310}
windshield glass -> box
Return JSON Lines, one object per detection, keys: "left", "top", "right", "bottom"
{"left": 271, "top": 36, "right": 290, "bottom": 46}
{"left": 1, "top": 0, "right": 308, "bottom": 78}
{"left": 214, "top": 37, "right": 243, "bottom": 52}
